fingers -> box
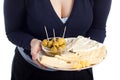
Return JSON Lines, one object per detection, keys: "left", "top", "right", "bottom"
{"left": 31, "top": 48, "right": 40, "bottom": 66}
{"left": 31, "top": 44, "right": 41, "bottom": 55}
{"left": 30, "top": 39, "right": 41, "bottom": 54}
{"left": 30, "top": 39, "right": 41, "bottom": 60}
{"left": 30, "top": 39, "right": 48, "bottom": 69}
{"left": 33, "top": 57, "right": 40, "bottom": 66}
{"left": 36, "top": 59, "right": 48, "bottom": 69}
{"left": 32, "top": 52, "right": 42, "bottom": 67}
{"left": 32, "top": 55, "right": 48, "bottom": 69}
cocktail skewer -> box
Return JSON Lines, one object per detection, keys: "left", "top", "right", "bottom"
{"left": 53, "top": 28, "right": 56, "bottom": 41}
{"left": 44, "top": 26, "right": 49, "bottom": 41}
{"left": 62, "top": 26, "right": 66, "bottom": 38}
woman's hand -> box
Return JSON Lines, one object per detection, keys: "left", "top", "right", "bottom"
{"left": 30, "top": 39, "right": 56, "bottom": 71}
{"left": 30, "top": 38, "right": 42, "bottom": 66}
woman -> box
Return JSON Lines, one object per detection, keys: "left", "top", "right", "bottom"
{"left": 4, "top": 0, "right": 111, "bottom": 80}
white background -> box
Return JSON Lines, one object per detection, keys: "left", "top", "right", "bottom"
{"left": 0, "top": 0, "right": 120, "bottom": 80}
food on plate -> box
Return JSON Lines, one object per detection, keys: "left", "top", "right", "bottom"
{"left": 57, "top": 38, "right": 66, "bottom": 46}
{"left": 42, "top": 37, "right": 67, "bottom": 55}
{"left": 39, "top": 35, "right": 106, "bottom": 70}
{"left": 72, "top": 60, "right": 90, "bottom": 69}
{"left": 40, "top": 55, "right": 74, "bottom": 69}
{"left": 39, "top": 52, "right": 91, "bottom": 69}
{"left": 42, "top": 39, "right": 48, "bottom": 47}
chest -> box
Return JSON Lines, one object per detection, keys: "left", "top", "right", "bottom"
{"left": 49, "top": 0, "right": 74, "bottom": 18}
{"left": 26, "top": 0, "right": 93, "bottom": 23}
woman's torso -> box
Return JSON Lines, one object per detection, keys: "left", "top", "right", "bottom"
{"left": 25, "top": 0, "right": 93, "bottom": 40}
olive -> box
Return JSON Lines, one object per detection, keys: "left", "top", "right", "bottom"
{"left": 50, "top": 47, "right": 58, "bottom": 54}
{"left": 47, "top": 40, "right": 53, "bottom": 48}
{"left": 42, "top": 37, "right": 67, "bottom": 55}
{"left": 53, "top": 41, "right": 59, "bottom": 47}
{"left": 57, "top": 38, "right": 66, "bottom": 46}
{"left": 58, "top": 44, "right": 65, "bottom": 52}
{"left": 42, "top": 39, "right": 48, "bottom": 47}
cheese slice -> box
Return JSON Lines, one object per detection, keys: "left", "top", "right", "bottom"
{"left": 66, "top": 36, "right": 103, "bottom": 52}
{"left": 40, "top": 55, "right": 74, "bottom": 69}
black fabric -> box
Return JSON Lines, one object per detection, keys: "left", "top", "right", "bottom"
{"left": 4, "top": 0, "right": 112, "bottom": 50}
{"left": 11, "top": 48, "right": 93, "bottom": 80}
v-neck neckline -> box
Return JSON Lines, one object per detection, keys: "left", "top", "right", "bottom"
{"left": 47, "top": 0, "right": 76, "bottom": 25}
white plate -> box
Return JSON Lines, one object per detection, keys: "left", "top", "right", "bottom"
{"left": 37, "top": 37, "right": 106, "bottom": 71}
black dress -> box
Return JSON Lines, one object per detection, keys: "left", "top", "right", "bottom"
{"left": 4, "top": 0, "right": 111, "bottom": 80}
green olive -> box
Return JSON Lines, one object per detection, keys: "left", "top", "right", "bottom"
{"left": 42, "top": 37, "right": 67, "bottom": 55}
{"left": 42, "top": 39, "right": 48, "bottom": 47}
{"left": 59, "top": 44, "right": 66, "bottom": 50}
{"left": 57, "top": 38, "right": 66, "bottom": 46}
{"left": 47, "top": 40, "right": 53, "bottom": 48}
{"left": 50, "top": 47, "right": 58, "bottom": 54}
{"left": 53, "top": 41, "right": 59, "bottom": 47}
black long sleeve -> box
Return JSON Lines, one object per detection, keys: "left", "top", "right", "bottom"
{"left": 4, "top": 0, "right": 34, "bottom": 50}
{"left": 86, "top": 0, "right": 112, "bottom": 43}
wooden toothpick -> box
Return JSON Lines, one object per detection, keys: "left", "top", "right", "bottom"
{"left": 53, "top": 28, "right": 56, "bottom": 41}
{"left": 44, "top": 26, "right": 49, "bottom": 41}
{"left": 62, "top": 26, "right": 66, "bottom": 38}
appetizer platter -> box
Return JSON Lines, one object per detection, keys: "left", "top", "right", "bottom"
{"left": 37, "top": 26, "right": 107, "bottom": 71}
